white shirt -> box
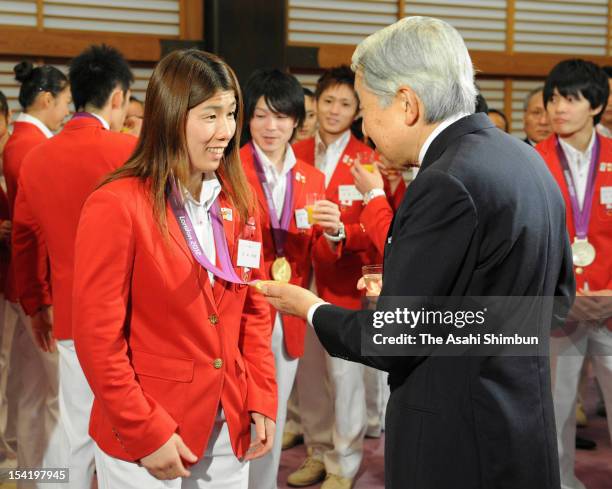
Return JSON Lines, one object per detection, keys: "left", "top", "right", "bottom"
{"left": 253, "top": 142, "right": 297, "bottom": 216}
{"left": 597, "top": 123, "right": 612, "bottom": 139}
{"left": 89, "top": 112, "right": 110, "bottom": 130}
{"left": 315, "top": 129, "right": 351, "bottom": 187}
{"left": 558, "top": 131, "right": 595, "bottom": 210}
{"left": 307, "top": 112, "right": 470, "bottom": 326}
{"left": 182, "top": 174, "right": 222, "bottom": 286}
{"left": 16, "top": 112, "right": 53, "bottom": 139}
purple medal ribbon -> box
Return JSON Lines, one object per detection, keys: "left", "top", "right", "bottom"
{"left": 72, "top": 112, "right": 100, "bottom": 121}
{"left": 555, "top": 135, "right": 600, "bottom": 239}
{"left": 168, "top": 181, "right": 246, "bottom": 284}
{"left": 250, "top": 142, "right": 293, "bottom": 257}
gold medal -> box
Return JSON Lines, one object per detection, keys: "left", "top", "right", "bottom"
{"left": 571, "top": 238, "right": 596, "bottom": 268}
{"left": 271, "top": 257, "right": 292, "bottom": 282}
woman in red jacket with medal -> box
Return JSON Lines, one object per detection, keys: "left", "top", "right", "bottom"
{"left": 73, "top": 49, "right": 277, "bottom": 488}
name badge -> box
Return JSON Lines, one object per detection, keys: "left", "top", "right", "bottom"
{"left": 237, "top": 239, "right": 261, "bottom": 269}
{"left": 338, "top": 185, "right": 363, "bottom": 203}
{"left": 601, "top": 186, "right": 612, "bottom": 205}
{"left": 295, "top": 208, "right": 310, "bottom": 229}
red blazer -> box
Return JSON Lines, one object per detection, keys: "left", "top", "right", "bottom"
{"left": 537, "top": 134, "right": 612, "bottom": 292}
{"left": 12, "top": 116, "right": 137, "bottom": 339}
{"left": 73, "top": 177, "right": 277, "bottom": 462}
{"left": 3, "top": 121, "right": 49, "bottom": 302}
{"left": 293, "top": 134, "right": 383, "bottom": 309}
{"left": 0, "top": 186, "right": 10, "bottom": 293}
{"left": 241, "top": 144, "right": 325, "bottom": 358}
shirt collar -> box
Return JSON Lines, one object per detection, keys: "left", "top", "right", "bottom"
{"left": 16, "top": 112, "right": 54, "bottom": 139}
{"left": 315, "top": 129, "right": 351, "bottom": 155}
{"left": 252, "top": 141, "right": 297, "bottom": 177}
{"left": 182, "top": 173, "right": 222, "bottom": 211}
{"left": 418, "top": 112, "right": 470, "bottom": 165}
{"left": 88, "top": 112, "right": 110, "bottom": 130}
{"left": 559, "top": 129, "right": 595, "bottom": 161}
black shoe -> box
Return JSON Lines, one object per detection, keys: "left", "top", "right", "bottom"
{"left": 575, "top": 435, "right": 597, "bottom": 450}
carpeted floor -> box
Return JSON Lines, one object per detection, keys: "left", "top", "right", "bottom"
{"left": 279, "top": 378, "right": 611, "bottom": 489}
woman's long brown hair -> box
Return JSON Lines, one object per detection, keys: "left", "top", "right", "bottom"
{"left": 103, "top": 49, "right": 253, "bottom": 229}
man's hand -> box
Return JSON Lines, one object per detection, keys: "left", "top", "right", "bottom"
{"left": 569, "top": 289, "right": 612, "bottom": 322}
{"left": 140, "top": 433, "right": 197, "bottom": 480}
{"left": 350, "top": 161, "right": 384, "bottom": 195}
{"left": 244, "top": 412, "right": 275, "bottom": 461}
{"left": 31, "top": 305, "right": 56, "bottom": 353}
{"left": 261, "top": 282, "right": 324, "bottom": 319}
{"left": 357, "top": 276, "right": 382, "bottom": 297}
{"left": 0, "top": 220, "right": 11, "bottom": 243}
{"left": 312, "top": 200, "right": 341, "bottom": 235}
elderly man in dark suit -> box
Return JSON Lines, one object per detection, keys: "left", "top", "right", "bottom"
{"left": 263, "top": 16, "right": 573, "bottom": 489}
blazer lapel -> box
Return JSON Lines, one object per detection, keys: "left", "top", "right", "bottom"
{"left": 167, "top": 205, "right": 217, "bottom": 310}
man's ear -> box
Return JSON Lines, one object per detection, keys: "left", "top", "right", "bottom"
{"left": 397, "top": 86, "right": 420, "bottom": 127}
{"left": 110, "top": 88, "right": 124, "bottom": 110}
{"left": 590, "top": 104, "right": 604, "bottom": 119}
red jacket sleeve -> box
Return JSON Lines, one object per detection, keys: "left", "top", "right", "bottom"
{"left": 73, "top": 188, "right": 177, "bottom": 460}
{"left": 12, "top": 182, "right": 52, "bottom": 314}
{"left": 359, "top": 196, "right": 395, "bottom": 256}
{"left": 238, "top": 208, "right": 277, "bottom": 420}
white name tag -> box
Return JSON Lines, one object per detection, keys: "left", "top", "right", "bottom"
{"left": 295, "top": 208, "right": 310, "bottom": 229}
{"left": 338, "top": 185, "right": 363, "bottom": 203}
{"left": 601, "top": 186, "right": 612, "bottom": 205}
{"left": 237, "top": 239, "right": 261, "bottom": 269}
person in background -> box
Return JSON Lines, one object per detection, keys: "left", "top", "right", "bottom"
{"left": 488, "top": 108, "right": 508, "bottom": 132}
{"left": 523, "top": 86, "right": 552, "bottom": 146}
{"left": 289, "top": 65, "right": 382, "bottom": 489}
{"left": 537, "top": 58, "right": 612, "bottom": 489}
{"left": 12, "top": 44, "right": 137, "bottom": 489}
{"left": 0, "top": 90, "right": 14, "bottom": 463}
{"left": 240, "top": 68, "right": 326, "bottom": 489}
{"left": 2, "top": 61, "right": 70, "bottom": 482}
{"left": 597, "top": 66, "right": 612, "bottom": 139}
{"left": 123, "top": 95, "right": 144, "bottom": 136}
{"left": 294, "top": 87, "right": 317, "bottom": 142}
{"left": 73, "top": 49, "right": 276, "bottom": 488}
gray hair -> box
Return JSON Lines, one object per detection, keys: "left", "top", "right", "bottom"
{"left": 523, "top": 86, "right": 544, "bottom": 111}
{"left": 351, "top": 16, "right": 477, "bottom": 123}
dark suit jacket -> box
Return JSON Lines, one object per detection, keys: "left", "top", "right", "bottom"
{"left": 313, "top": 113, "right": 574, "bottom": 489}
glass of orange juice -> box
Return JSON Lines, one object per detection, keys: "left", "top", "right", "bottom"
{"left": 306, "top": 192, "right": 322, "bottom": 225}
{"left": 362, "top": 264, "right": 383, "bottom": 294}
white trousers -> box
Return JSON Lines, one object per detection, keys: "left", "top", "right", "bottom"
{"left": 3, "top": 302, "right": 59, "bottom": 489}
{"left": 551, "top": 326, "right": 612, "bottom": 489}
{"left": 43, "top": 340, "right": 95, "bottom": 489}
{"left": 284, "top": 383, "right": 301, "bottom": 436}
{"left": 249, "top": 316, "right": 298, "bottom": 489}
{"left": 0, "top": 297, "right": 18, "bottom": 455}
{"left": 296, "top": 325, "right": 366, "bottom": 479}
{"left": 95, "top": 409, "right": 248, "bottom": 489}
{"left": 364, "top": 367, "right": 388, "bottom": 437}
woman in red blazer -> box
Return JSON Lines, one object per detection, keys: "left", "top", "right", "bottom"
{"left": 73, "top": 49, "right": 277, "bottom": 488}
{"left": 240, "top": 69, "right": 328, "bottom": 489}
{"left": 1, "top": 62, "right": 69, "bottom": 472}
